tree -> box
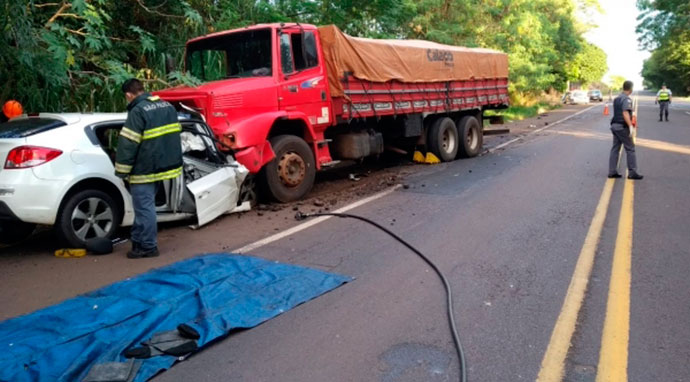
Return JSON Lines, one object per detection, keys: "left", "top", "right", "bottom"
{"left": 608, "top": 75, "right": 626, "bottom": 91}
{"left": 637, "top": 0, "right": 690, "bottom": 95}
{"left": 0, "top": 0, "right": 606, "bottom": 111}
{"left": 567, "top": 42, "right": 608, "bottom": 86}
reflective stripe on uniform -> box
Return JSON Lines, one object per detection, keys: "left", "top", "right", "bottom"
{"left": 128, "top": 166, "right": 182, "bottom": 184}
{"left": 114, "top": 162, "right": 132, "bottom": 173}
{"left": 659, "top": 90, "right": 670, "bottom": 101}
{"left": 143, "top": 123, "right": 182, "bottom": 140}
{"left": 120, "top": 127, "right": 142, "bottom": 143}
{"left": 147, "top": 96, "right": 161, "bottom": 102}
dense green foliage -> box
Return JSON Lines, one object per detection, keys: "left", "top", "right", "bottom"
{"left": 567, "top": 42, "right": 608, "bottom": 87}
{"left": 608, "top": 75, "right": 627, "bottom": 92}
{"left": 638, "top": 0, "right": 690, "bottom": 95}
{"left": 1, "top": 0, "right": 605, "bottom": 112}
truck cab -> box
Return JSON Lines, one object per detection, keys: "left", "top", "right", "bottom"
{"left": 155, "top": 23, "right": 333, "bottom": 202}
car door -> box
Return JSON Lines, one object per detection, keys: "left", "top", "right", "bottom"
{"left": 180, "top": 120, "right": 244, "bottom": 227}
{"left": 186, "top": 166, "right": 239, "bottom": 227}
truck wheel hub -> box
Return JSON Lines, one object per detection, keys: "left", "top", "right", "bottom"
{"left": 443, "top": 128, "right": 457, "bottom": 153}
{"left": 277, "top": 152, "right": 306, "bottom": 187}
{"left": 467, "top": 127, "right": 478, "bottom": 149}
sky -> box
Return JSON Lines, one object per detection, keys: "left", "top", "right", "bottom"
{"left": 583, "top": 0, "right": 651, "bottom": 89}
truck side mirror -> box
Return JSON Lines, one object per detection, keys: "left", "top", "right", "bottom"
{"left": 165, "top": 54, "right": 176, "bottom": 75}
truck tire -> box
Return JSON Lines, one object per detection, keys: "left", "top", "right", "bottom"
{"left": 456, "top": 115, "right": 483, "bottom": 158}
{"left": 427, "top": 117, "right": 459, "bottom": 162}
{"left": 264, "top": 135, "right": 316, "bottom": 203}
{"left": 56, "top": 189, "right": 120, "bottom": 248}
{"left": 0, "top": 221, "right": 36, "bottom": 245}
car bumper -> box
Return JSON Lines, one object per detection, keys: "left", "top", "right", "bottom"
{"left": 0, "top": 170, "right": 67, "bottom": 225}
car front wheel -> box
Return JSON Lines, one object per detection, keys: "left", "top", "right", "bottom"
{"left": 56, "top": 189, "right": 120, "bottom": 248}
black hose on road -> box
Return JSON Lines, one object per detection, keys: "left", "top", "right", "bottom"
{"left": 295, "top": 211, "right": 467, "bottom": 382}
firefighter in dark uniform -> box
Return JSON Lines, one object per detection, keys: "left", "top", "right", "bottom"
{"left": 115, "top": 79, "right": 183, "bottom": 258}
{"left": 608, "top": 80, "right": 643, "bottom": 180}
{"left": 655, "top": 83, "right": 672, "bottom": 122}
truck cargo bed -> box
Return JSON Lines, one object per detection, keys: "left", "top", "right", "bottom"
{"left": 333, "top": 76, "right": 509, "bottom": 121}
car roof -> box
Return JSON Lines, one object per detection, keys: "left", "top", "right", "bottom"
{"left": 10, "top": 113, "right": 129, "bottom": 126}
{"left": 13, "top": 113, "right": 204, "bottom": 126}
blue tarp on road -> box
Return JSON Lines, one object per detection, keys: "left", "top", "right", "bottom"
{"left": 0, "top": 254, "right": 351, "bottom": 382}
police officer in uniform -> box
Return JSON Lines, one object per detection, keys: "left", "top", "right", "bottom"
{"left": 655, "top": 83, "right": 672, "bottom": 122}
{"left": 608, "top": 80, "right": 643, "bottom": 180}
{"left": 115, "top": 79, "right": 183, "bottom": 258}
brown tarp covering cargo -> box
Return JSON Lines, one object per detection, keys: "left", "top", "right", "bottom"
{"left": 318, "top": 25, "right": 509, "bottom": 97}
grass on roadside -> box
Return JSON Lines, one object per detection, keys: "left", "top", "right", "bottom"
{"left": 484, "top": 102, "right": 561, "bottom": 123}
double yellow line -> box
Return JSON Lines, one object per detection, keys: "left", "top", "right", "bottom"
{"left": 537, "top": 95, "right": 638, "bottom": 382}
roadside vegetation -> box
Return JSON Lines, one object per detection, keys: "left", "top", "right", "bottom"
{"left": 1, "top": 0, "right": 606, "bottom": 112}
{"left": 485, "top": 103, "right": 561, "bottom": 123}
{"left": 638, "top": 0, "right": 690, "bottom": 96}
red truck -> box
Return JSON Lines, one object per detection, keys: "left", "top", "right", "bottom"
{"left": 155, "top": 23, "right": 509, "bottom": 202}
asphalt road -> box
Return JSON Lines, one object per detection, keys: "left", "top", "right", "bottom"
{"left": 2, "top": 94, "right": 689, "bottom": 381}
{"left": 158, "top": 92, "right": 689, "bottom": 381}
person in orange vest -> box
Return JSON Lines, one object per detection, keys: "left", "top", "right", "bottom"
{"left": 1, "top": 100, "right": 23, "bottom": 123}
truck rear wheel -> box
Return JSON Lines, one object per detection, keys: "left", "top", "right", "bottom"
{"left": 427, "top": 117, "right": 459, "bottom": 162}
{"left": 264, "top": 135, "right": 316, "bottom": 203}
{"left": 456, "top": 115, "right": 483, "bottom": 158}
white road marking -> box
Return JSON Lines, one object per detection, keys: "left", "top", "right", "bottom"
{"left": 233, "top": 185, "right": 402, "bottom": 253}
{"left": 486, "top": 104, "right": 598, "bottom": 153}
{"left": 489, "top": 138, "right": 521, "bottom": 152}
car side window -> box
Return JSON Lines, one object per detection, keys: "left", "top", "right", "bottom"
{"left": 92, "top": 123, "right": 126, "bottom": 163}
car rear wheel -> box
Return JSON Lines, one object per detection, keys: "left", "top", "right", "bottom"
{"left": 0, "top": 221, "right": 36, "bottom": 245}
{"left": 56, "top": 189, "right": 120, "bottom": 248}
{"left": 263, "top": 135, "right": 316, "bottom": 203}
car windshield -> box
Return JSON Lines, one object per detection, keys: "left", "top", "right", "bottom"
{"left": 186, "top": 29, "right": 272, "bottom": 81}
{"left": 0, "top": 118, "right": 66, "bottom": 138}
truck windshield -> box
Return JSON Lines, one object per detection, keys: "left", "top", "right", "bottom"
{"left": 186, "top": 29, "right": 272, "bottom": 81}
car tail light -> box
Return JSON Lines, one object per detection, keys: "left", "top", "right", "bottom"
{"left": 4, "top": 146, "right": 63, "bottom": 169}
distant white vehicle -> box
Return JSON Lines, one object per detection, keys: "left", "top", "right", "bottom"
{"left": 569, "top": 90, "right": 590, "bottom": 105}
{"left": 0, "top": 113, "right": 251, "bottom": 247}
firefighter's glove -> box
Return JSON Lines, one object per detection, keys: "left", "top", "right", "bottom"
{"left": 124, "top": 324, "right": 200, "bottom": 359}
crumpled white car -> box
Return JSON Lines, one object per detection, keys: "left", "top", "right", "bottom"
{"left": 0, "top": 113, "right": 251, "bottom": 247}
